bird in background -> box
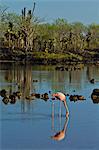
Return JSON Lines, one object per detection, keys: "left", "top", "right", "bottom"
{"left": 52, "top": 92, "right": 69, "bottom": 118}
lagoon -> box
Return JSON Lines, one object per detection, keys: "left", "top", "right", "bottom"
{"left": 0, "top": 62, "right": 99, "bottom": 150}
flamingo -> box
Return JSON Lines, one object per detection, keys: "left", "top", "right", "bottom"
{"left": 52, "top": 92, "right": 69, "bottom": 118}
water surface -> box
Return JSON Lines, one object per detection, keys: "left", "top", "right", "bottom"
{"left": 0, "top": 63, "right": 99, "bottom": 150}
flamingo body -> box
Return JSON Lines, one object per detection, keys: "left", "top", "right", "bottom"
{"left": 52, "top": 92, "right": 66, "bottom": 102}
{"left": 52, "top": 92, "right": 69, "bottom": 117}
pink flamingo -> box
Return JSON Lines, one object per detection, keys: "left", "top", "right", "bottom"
{"left": 52, "top": 92, "right": 69, "bottom": 118}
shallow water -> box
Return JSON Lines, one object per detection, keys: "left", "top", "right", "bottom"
{"left": 0, "top": 63, "right": 99, "bottom": 150}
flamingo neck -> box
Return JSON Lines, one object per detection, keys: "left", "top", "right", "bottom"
{"left": 63, "top": 100, "right": 69, "bottom": 113}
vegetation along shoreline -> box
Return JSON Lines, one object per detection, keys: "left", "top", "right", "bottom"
{"left": 0, "top": 3, "right": 99, "bottom": 65}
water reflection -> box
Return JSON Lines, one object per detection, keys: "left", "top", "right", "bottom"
{"left": 0, "top": 63, "right": 99, "bottom": 149}
{"left": 51, "top": 99, "right": 69, "bottom": 141}
{"left": 0, "top": 63, "right": 99, "bottom": 105}
{"left": 51, "top": 113, "right": 69, "bottom": 141}
{"left": 1, "top": 63, "right": 32, "bottom": 98}
{"left": 86, "top": 65, "right": 99, "bottom": 83}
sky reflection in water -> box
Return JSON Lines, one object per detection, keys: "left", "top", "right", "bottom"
{"left": 0, "top": 63, "right": 99, "bottom": 150}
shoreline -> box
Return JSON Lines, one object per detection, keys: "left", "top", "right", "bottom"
{"left": 0, "top": 58, "right": 99, "bottom": 66}
{"left": 0, "top": 47, "right": 99, "bottom": 65}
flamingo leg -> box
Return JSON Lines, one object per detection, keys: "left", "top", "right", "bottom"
{"left": 51, "top": 102, "right": 54, "bottom": 130}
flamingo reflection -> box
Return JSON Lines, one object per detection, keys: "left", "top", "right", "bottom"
{"left": 51, "top": 110, "right": 69, "bottom": 141}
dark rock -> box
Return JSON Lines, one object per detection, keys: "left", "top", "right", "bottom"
{"left": 13, "top": 92, "right": 17, "bottom": 96}
{"left": 16, "top": 91, "right": 22, "bottom": 97}
{"left": 2, "top": 97, "right": 9, "bottom": 105}
{"left": 0, "top": 89, "right": 7, "bottom": 97}
{"left": 31, "top": 93, "right": 36, "bottom": 96}
{"left": 74, "top": 67, "right": 76, "bottom": 70}
{"left": 91, "top": 94, "right": 99, "bottom": 103}
{"left": 13, "top": 91, "right": 22, "bottom": 98}
{"left": 26, "top": 95, "right": 35, "bottom": 100}
{"left": 30, "top": 93, "right": 41, "bottom": 98}
{"left": 55, "top": 66, "right": 61, "bottom": 70}
{"left": 9, "top": 95, "right": 16, "bottom": 104}
{"left": 41, "top": 93, "right": 49, "bottom": 101}
{"left": 93, "top": 89, "right": 99, "bottom": 96}
{"left": 91, "top": 89, "right": 99, "bottom": 103}
{"left": 55, "top": 66, "right": 65, "bottom": 71}
{"left": 9, "top": 94, "right": 16, "bottom": 100}
{"left": 69, "top": 95, "right": 85, "bottom": 102}
{"left": 90, "top": 79, "right": 95, "bottom": 84}
{"left": 77, "top": 95, "right": 85, "bottom": 100}
{"left": 69, "top": 95, "right": 78, "bottom": 102}
{"left": 10, "top": 99, "right": 16, "bottom": 104}
{"left": 33, "top": 80, "right": 38, "bottom": 82}
{"left": 35, "top": 93, "right": 41, "bottom": 98}
{"left": 65, "top": 67, "right": 68, "bottom": 71}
